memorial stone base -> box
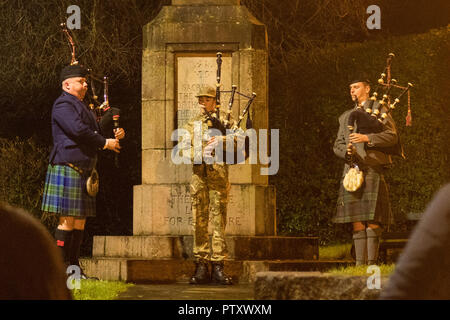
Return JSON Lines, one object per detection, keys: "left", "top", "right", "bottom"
{"left": 80, "top": 235, "right": 322, "bottom": 283}
{"left": 133, "top": 184, "right": 276, "bottom": 236}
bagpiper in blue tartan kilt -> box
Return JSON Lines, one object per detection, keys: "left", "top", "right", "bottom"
{"left": 41, "top": 90, "right": 106, "bottom": 218}
{"left": 41, "top": 164, "right": 96, "bottom": 218}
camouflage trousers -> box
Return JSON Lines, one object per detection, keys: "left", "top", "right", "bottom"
{"left": 190, "top": 163, "right": 230, "bottom": 262}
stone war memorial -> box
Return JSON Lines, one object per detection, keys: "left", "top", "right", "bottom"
{"left": 81, "top": 0, "right": 319, "bottom": 283}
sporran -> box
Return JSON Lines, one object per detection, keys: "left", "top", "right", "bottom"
{"left": 343, "top": 165, "right": 364, "bottom": 192}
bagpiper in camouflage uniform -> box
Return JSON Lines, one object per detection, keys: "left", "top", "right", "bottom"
{"left": 179, "top": 86, "right": 234, "bottom": 285}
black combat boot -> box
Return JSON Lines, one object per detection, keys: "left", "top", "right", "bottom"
{"left": 211, "top": 261, "right": 232, "bottom": 285}
{"left": 189, "top": 261, "right": 210, "bottom": 284}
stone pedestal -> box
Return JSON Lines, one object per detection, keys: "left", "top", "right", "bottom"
{"left": 138, "top": 0, "right": 274, "bottom": 236}
{"left": 133, "top": 184, "right": 276, "bottom": 236}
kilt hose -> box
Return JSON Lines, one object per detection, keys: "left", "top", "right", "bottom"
{"left": 41, "top": 164, "right": 96, "bottom": 218}
{"left": 333, "top": 166, "right": 393, "bottom": 226}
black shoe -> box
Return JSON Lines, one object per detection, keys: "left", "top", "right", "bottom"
{"left": 211, "top": 262, "right": 232, "bottom": 285}
{"left": 189, "top": 261, "right": 210, "bottom": 284}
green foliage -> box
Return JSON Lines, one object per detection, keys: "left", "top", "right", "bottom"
{"left": 0, "top": 137, "right": 49, "bottom": 221}
{"left": 72, "top": 280, "right": 133, "bottom": 300}
{"left": 270, "top": 27, "right": 450, "bottom": 243}
{"left": 243, "top": 0, "right": 450, "bottom": 68}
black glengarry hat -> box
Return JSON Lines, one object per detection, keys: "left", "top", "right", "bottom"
{"left": 60, "top": 64, "right": 88, "bottom": 83}
{"left": 349, "top": 74, "right": 371, "bottom": 86}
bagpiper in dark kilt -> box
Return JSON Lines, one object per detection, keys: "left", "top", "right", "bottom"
{"left": 333, "top": 164, "right": 393, "bottom": 226}
{"left": 333, "top": 101, "right": 400, "bottom": 265}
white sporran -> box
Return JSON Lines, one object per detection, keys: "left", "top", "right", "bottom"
{"left": 343, "top": 165, "right": 364, "bottom": 192}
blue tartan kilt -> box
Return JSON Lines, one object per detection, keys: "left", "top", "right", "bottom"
{"left": 41, "top": 164, "right": 96, "bottom": 217}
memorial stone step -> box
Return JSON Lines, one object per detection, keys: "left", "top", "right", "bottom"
{"left": 92, "top": 235, "right": 319, "bottom": 260}
{"left": 79, "top": 258, "right": 354, "bottom": 284}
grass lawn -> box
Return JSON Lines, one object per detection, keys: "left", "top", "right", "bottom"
{"left": 71, "top": 280, "right": 134, "bottom": 300}
{"left": 319, "top": 243, "right": 353, "bottom": 260}
{"left": 320, "top": 243, "right": 396, "bottom": 276}
{"left": 328, "top": 264, "right": 395, "bottom": 276}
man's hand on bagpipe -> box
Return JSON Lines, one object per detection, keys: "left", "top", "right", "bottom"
{"left": 114, "top": 127, "right": 125, "bottom": 140}
{"left": 349, "top": 133, "right": 369, "bottom": 144}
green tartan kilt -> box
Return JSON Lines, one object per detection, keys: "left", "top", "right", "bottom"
{"left": 333, "top": 166, "right": 393, "bottom": 226}
{"left": 41, "top": 164, "right": 96, "bottom": 218}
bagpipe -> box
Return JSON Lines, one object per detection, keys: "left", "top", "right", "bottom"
{"left": 347, "top": 53, "right": 412, "bottom": 157}
{"left": 204, "top": 52, "right": 256, "bottom": 164}
{"left": 60, "top": 23, "right": 120, "bottom": 167}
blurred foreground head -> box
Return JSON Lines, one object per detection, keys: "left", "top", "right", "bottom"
{"left": 0, "top": 203, "right": 71, "bottom": 300}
